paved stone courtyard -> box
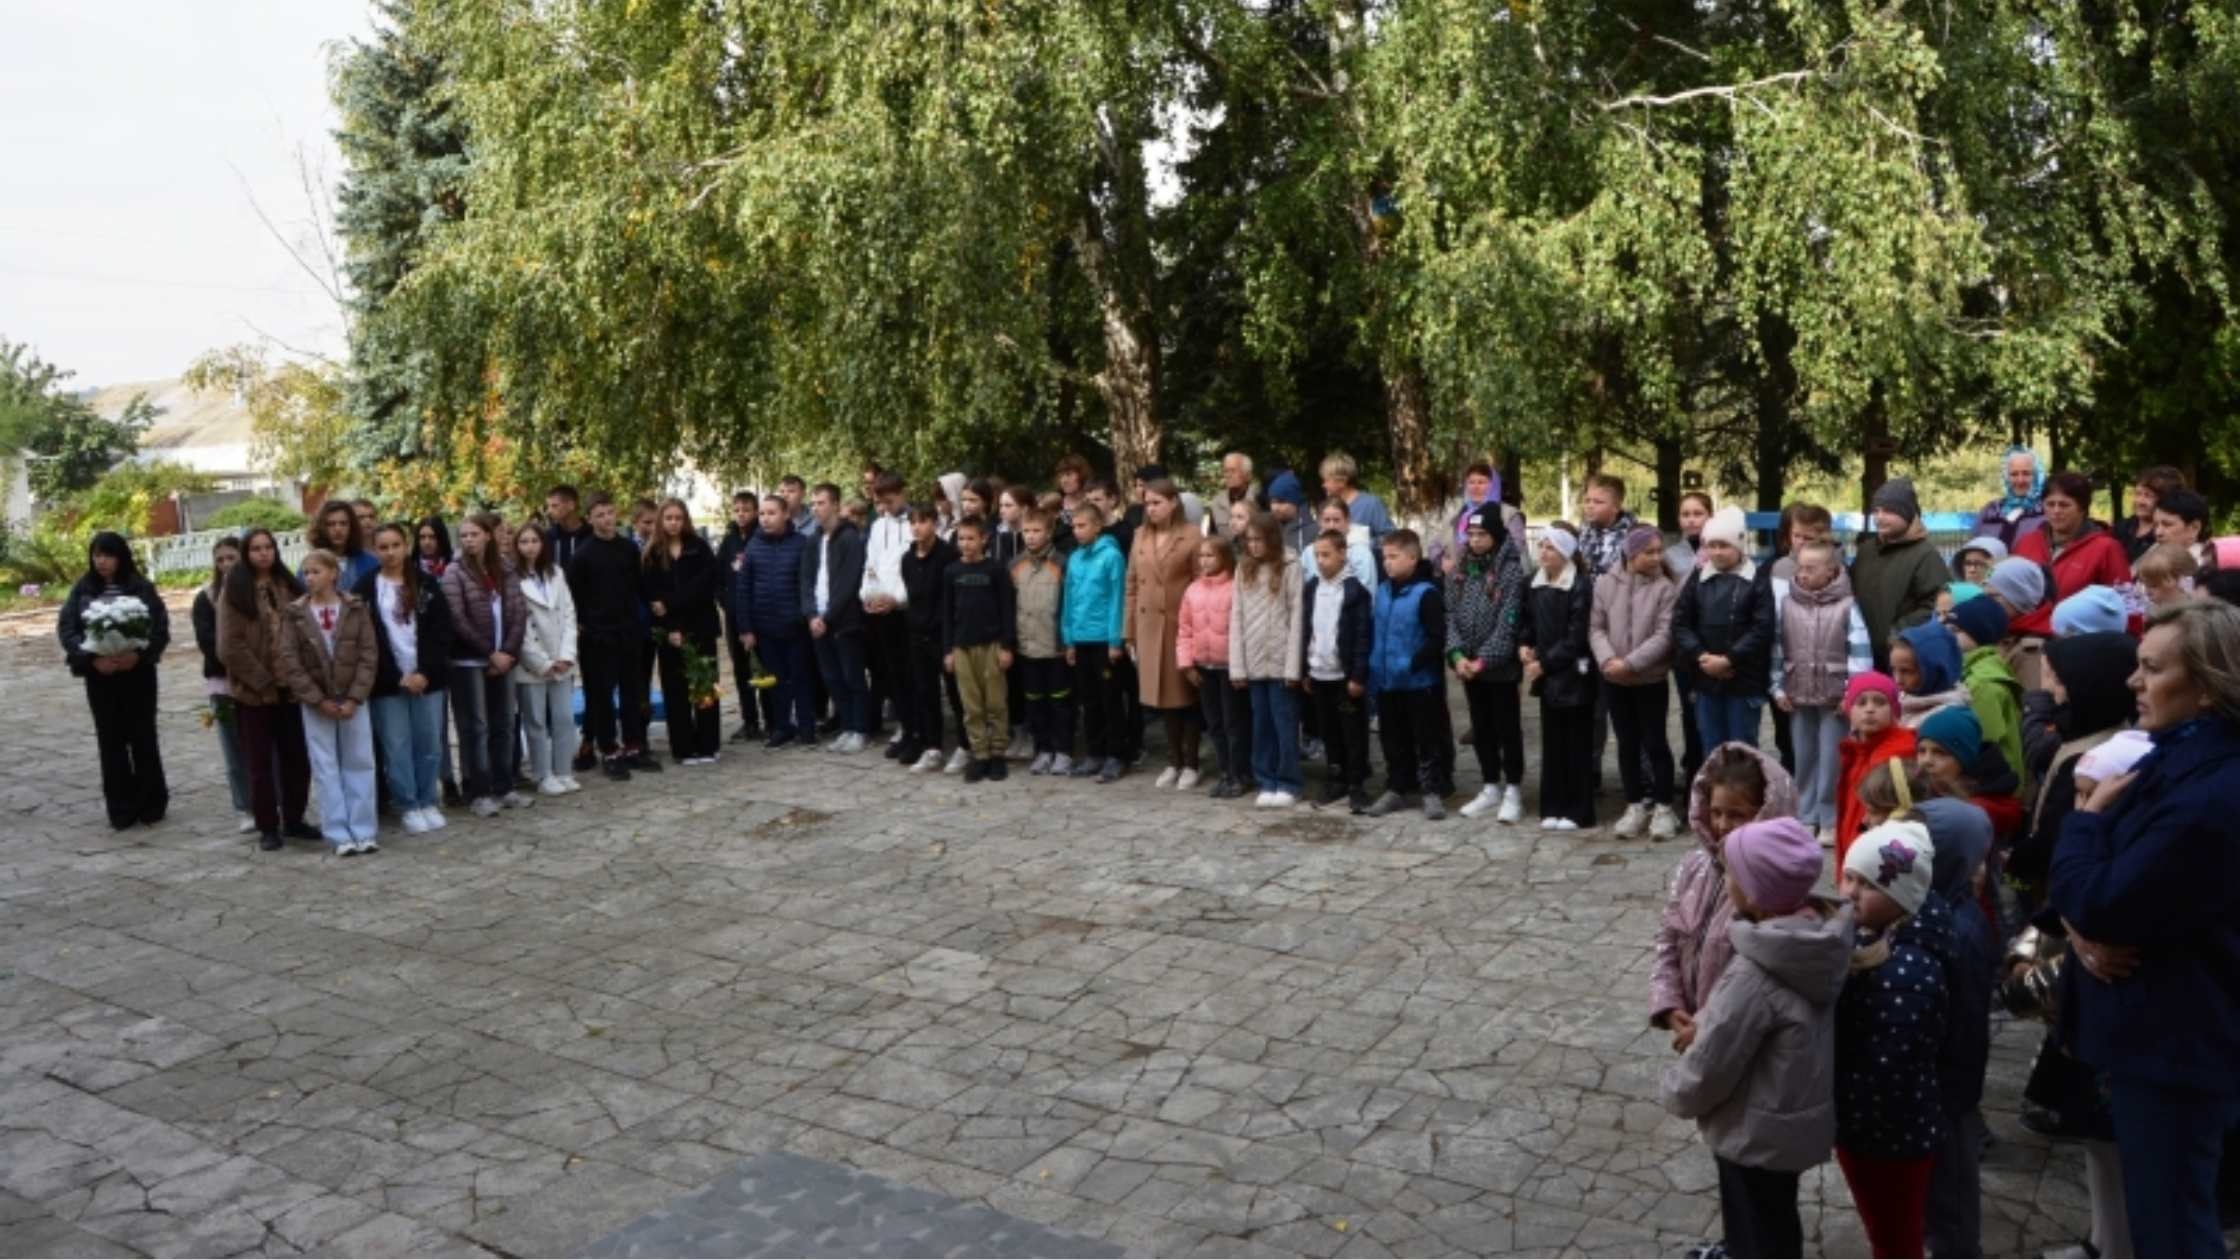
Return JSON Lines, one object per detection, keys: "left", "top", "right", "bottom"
{"left": 0, "top": 615, "right": 2097, "bottom": 1258}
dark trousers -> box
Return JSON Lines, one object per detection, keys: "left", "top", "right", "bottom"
{"left": 1113, "top": 652, "right": 1143, "bottom": 760}
{"left": 1771, "top": 701, "right": 1795, "bottom": 776}
{"left": 238, "top": 700, "right": 309, "bottom": 832}
{"left": 1376, "top": 687, "right": 1448, "bottom": 796}
{"left": 905, "top": 633, "right": 946, "bottom": 751}
{"left": 655, "top": 631, "right": 723, "bottom": 760}
{"left": 1196, "top": 666, "right": 1251, "bottom": 780}
{"left": 2108, "top": 1074, "right": 2240, "bottom": 1257}
{"left": 1925, "top": 1107, "right": 1983, "bottom": 1260}
{"left": 1716, "top": 1158, "right": 1801, "bottom": 1259}
{"left": 1460, "top": 675, "right": 1524, "bottom": 789}
{"left": 84, "top": 669, "right": 168, "bottom": 828}
{"left": 1539, "top": 700, "right": 1597, "bottom": 825}
{"left": 866, "top": 612, "right": 907, "bottom": 735}
{"left": 1675, "top": 668, "right": 1706, "bottom": 785}
{"left": 758, "top": 632, "right": 815, "bottom": 738}
{"left": 721, "top": 610, "right": 769, "bottom": 732}
{"left": 1020, "top": 656, "right": 1072, "bottom": 754}
{"left": 1072, "top": 645, "right": 1125, "bottom": 760}
{"left": 813, "top": 629, "right": 869, "bottom": 734}
{"left": 580, "top": 632, "right": 649, "bottom": 754}
{"left": 1608, "top": 679, "right": 1677, "bottom": 805}
{"left": 1309, "top": 679, "right": 1369, "bottom": 791}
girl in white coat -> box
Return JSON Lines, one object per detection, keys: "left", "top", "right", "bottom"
{"left": 512, "top": 521, "right": 582, "bottom": 795}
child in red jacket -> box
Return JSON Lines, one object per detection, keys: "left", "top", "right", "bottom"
{"left": 1835, "top": 671, "right": 1917, "bottom": 867}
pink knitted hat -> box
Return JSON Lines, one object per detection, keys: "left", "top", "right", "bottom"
{"left": 1843, "top": 670, "right": 1899, "bottom": 714}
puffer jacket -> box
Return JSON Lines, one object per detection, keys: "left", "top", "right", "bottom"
{"left": 1229, "top": 560, "right": 1304, "bottom": 682}
{"left": 1834, "top": 723, "right": 1919, "bottom": 867}
{"left": 1060, "top": 534, "right": 1126, "bottom": 648}
{"left": 734, "top": 524, "right": 809, "bottom": 638}
{"left": 1447, "top": 539, "right": 1527, "bottom": 684}
{"left": 516, "top": 569, "right": 579, "bottom": 680}
{"left": 1850, "top": 517, "right": 1951, "bottom": 671}
{"left": 1176, "top": 574, "right": 1233, "bottom": 671}
{"left": 216, "top": 580, "right": 294, "bottom": 707}
{"left": 1662, "top": 902, "right": 1855, "bottom": 1172}
{"left": 440, "top": 560, "right": 527, "bottom": 663}
{"left": 1010, "top": 548, "right": 1066, "bottom": 659}
{"left": 1589, "top": 567, "right": 1678, "bottom": 685}
{"left": 1674, "top": 559, "right": 1777, "bottom": 695}
{"left": 1371, "top": 567, "right": 1446, "bottom": 694}
{"left": 1836, "top": 892, "right": 1953, "bottom": 1159}
{"left": 1652, "top": 743, "right": 1800, "bottom": 1026}
{"left": 275, "top": 595, "right": 378, "bottom": 708}
{"left": 1774, "top": 570, "right": 1861, "bottom": 708}
{"left": 1520, "top": 560, "right": 1594, "bottom": 709}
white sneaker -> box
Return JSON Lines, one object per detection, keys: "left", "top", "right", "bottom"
{"left": 1556, "top": 818, "right": 1580, "bottom": 832}
{"left": 1049, "top": 754, "right": 1073, "bottom": 776}
{"left": 910, "top": 750, "right": 944, "bottom": 773}
{"left": 945, "top": 748, "right": 970, "bottom": 774}
{"left": 502, "top": 791, "right": 533, "bottom": 809}
{"left": 1154, "top": 767, "right": 1180, "bottom": 789}
{"left": 831, "top": 733, "right": 861, "bottom": 753}
{"left": 1263, "top": 791, "right": 1298, "bottom": 809}
{"left": 539, "top": 777, "right": 570, "bottom": 796}
{"left": 401, "top": 811, "right": 428, "bottom": 835}
{"left": 1459, "top": 785, "right": 1503, "bottom": 819}
{"left": 1650, "top": 805, "right": 1682, "bottom": 840}
{"left": 1253, "top": 791, "right": 1274, "bottom": 807}
{"left": 471, "top": 798, "right": 501, "bottom": 818}
{"left": 360, "top": 836, "right": 380, "bottom": 853}
{"left": 1175, "top": 769, "right": 1200, "bottom": 791}
{"left": 235, "top": 812, "right": 257, "bottom": 834}
{"left": 1497, "top": 785, "right": 1523, "bottom": 825}
{"left": 1540, "top": 817, "right": 1561, "bottom": 830}
{"left": 888, "top": 729, "right": 905, "bottom": 747}
{"left": 559, "top": 776, "right": 582, "bottom": 793}
{"left": 1610, "top": 804, "right": 1649, "bottom": 838}
{"left": 424, "top": 808, "right": 448, "bottom": 831}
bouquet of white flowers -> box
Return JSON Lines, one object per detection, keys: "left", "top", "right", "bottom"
{"left": 80, "top": 594, "right": 154, "bottom": 657}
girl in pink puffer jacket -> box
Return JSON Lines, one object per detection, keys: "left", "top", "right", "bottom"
{"left": 1650, "top": 742, "right": 1799, "bottom": 1049}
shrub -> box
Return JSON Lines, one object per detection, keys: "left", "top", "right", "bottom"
{"left": 205, "top": 496, "right": 307, "bottom": 533}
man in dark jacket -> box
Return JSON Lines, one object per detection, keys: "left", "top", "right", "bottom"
{"left": 568, "top": 494, "right": 657, "bottom": 778}
{"left": 798, "top": 484, "right": 870, "bottom": 750}
{"left": 732, "top": 495, "right": 814, "bottom": 748}
{"left": 1852, "top": 477, "right": 1952, "bottom": 672}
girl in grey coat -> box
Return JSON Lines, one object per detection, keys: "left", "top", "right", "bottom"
{"left": 1662, "top": 817, "right": 1854, "bottom": 1259}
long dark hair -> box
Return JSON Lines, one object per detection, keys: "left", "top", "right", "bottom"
{"left": 222, "top": 527, "right": 304, "bottom": 618}
{"left": 75, "top": 531, "right": 144, "bottom": 597}
{"left": 310, "top": 501, "right": 364, "bottom": 558}
{"left": 372, "top": 522, "right": 422, "bottom": 622}
{"left": 511, "top": 516, "right": 555, "bottom": 579}
{"left": 417, "top": 516, "right": 454, "bottom": 566}
{"left": 208, "top": 535, "right": 242, "bottom": 597}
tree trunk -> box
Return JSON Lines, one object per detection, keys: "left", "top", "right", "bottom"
{"left": 1380, "top": 362, "right": 1442, "bottom": 515}
{"left": 1655, "top": 434, "right": 1684, "bottom": 532}
{"left": 1095, "top": 306, "right": 1160, "bottom": 484}
{"left": 1860, "top": 393, "right": 1891, "bottom": 516}
{"left": 1498, "top": 448, "right": 1524, "bottom": 508}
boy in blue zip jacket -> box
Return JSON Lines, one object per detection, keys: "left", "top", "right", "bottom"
{"left": 1361, "top": 530, "right": 1451, "bottom": 820}
{"left": 1061, "top": 503, "right": 1130, "bottom": 782}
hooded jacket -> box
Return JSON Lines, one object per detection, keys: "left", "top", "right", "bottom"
{"left": 2013, "top": 632, "right": 2137, "bottom": 887}
{"left": 2011, "top": 521, "right": 2132, "bottom": 638}
{"left": 1652, "top": 743, "right": 1800, "bottom": 1025}
{"left": 1059, "top": 533, "right": 1126, "bottom": 649}
{"left": 1589, "top": 565, "right": 1679, "bottom": 686}
{"left": 2051, "top": 716, "right": 2240, "bottom": 1096}
{"left": 1851, "top": 518, "right": 1952, "bottom": 671}
{"left": 1897, "top": 619, "right": 1970, "bottom": 728}
{"left": 1834, "top": 722, "right": 1917, "bottom": 868}
{"left": 1919, "top": 799, "right": 1996, "bottom": 1118}
{"left": 1836, "top": 894, "right": 1954, "bottom": 1159}
{"left": 1674, "top": 558, "right": 1777, "bottom": 695}
{"left": 1959, "top": 644, "right": 2025, "bottom": 787}
{"left": 1661, "top": 902, "right": 1855, "bottom": 1172}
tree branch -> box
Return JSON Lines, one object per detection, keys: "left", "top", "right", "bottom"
{"left": 1602, "top": 69, "right": 1811, "bottom": 111}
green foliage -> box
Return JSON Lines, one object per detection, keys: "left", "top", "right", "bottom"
{"left": 0, "top": 339, "right": 150, "bottom": 502}
{"left": 75, "top": 461, "right": 218, "bottom": 536}
{"left": 0, "top": 517, "right": 94, "bottom": 590}
{"left": 183, "top": 345, "right": 352, "bottom": 492}
{"left": 204, "top": 496, "right": 308, "bottom": 533}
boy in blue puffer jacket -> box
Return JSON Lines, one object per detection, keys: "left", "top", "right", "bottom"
{"left": 1060, "top": 503, "right": 1129, "bottom": 782}
{"left": 732, "top": 496, "right": 813, "bottom": 748}
{"left": 1360, "top": 530, "right": 1450, "bottom": 820}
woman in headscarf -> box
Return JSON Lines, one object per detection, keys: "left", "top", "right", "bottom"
{"left": 1971, "top": 446, "right": 2047, "bottom": 552}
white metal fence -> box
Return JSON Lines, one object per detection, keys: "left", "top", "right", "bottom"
{"left": 142, "top": 528, "right": 309, "bottom": 578}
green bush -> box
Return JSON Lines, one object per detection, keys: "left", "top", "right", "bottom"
{"left": 204, "top": 496, "right": 307, "bottom": 533}
{"left": 0, "top": 517, "right": 92, "bottom": 590}
{"left": 76, "top": 460, "right": 217, "bottom": 536}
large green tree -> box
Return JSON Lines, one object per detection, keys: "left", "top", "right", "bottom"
{"left": 0, "top": 339, "right": 151, "bottom": 503}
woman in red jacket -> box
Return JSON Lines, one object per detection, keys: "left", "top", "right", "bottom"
{"left": 2009, "top": 471, "right": 2133, "bottom": 639}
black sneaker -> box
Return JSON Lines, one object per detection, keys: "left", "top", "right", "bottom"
{"left": 571, "top": 743, "right": 597, "bottom": 773}
{"left": 603, "top": 757, "right": 632, "bottom": 782}
{"left": 894, "top": 742, "right": 924, "bottom": 768}
{"left": 625, "top": 751, "right": 664, "bottom": 773}
{"left": 764, "top": 730, "right": 796, "bottom": 750}
{"left": 282, "top": 821, "right": 323, "bottom": 842}
{"left": 730, "top": 723, "right": 756, "bottom": 744}
{"left": 986, "top": 759, "right": 1008, "bottom": 782}
{"left": 1315, "top": 783, "right": 1348, "bottom": 808}
{"left": 1097, "top": 757, "right": 1123, "bottom": 784}
{"left": 443, "top": 779, "right": 467, "bottom": 807}
{"left": 817, "top": 718, "right": 842, "bottom": 737}
{"left": 258, "top": 831, "right": 283, "bottom": 852}
{"left": 963, "top": 759, "right": 988, "bottom": 784}
{"left": 1067, "top": 757, "right": 1102, "bottom": 779}
{"left": 884, "top": 738, "right": 909, "bottom": 761}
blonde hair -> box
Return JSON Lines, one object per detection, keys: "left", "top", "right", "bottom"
{"left": 1318, "top": 453, "right": 1358, "bottom": 486}
{"left": 299, "top": 548, "right": 340, "bottom": 578}
{"left": 2147, "top": 599, "right": 2240, "bottom": 725}
{"left": 2139, "top": 543, "right": 2200, "bottom": 586}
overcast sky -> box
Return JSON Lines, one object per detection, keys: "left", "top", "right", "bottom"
{"left": 0, "top": 1, "right": 371, "bottom": 389}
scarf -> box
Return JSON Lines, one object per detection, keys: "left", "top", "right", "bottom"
{"left": 1997, "top": 444, "right": 2045, "bottom": 516}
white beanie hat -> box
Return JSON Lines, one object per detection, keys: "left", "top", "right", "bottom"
{"left": 1541, "top": 527, "right": 1579, "bottom": 560}
{"left": 1702, "top": 506, "right": 1748, "bottom": 550}
{"left": 1843, "top": 820, "right": 1936, "bottom": 916}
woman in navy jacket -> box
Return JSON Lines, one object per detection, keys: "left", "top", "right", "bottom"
{"left": 2051, "top": 599, "right": 2240, "bottom": 1257}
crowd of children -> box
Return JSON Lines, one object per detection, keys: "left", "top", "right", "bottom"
{"left": 61, "top": 455, "right": 2240, "bottom": 1255}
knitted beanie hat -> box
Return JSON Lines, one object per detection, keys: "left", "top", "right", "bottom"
{"left": 2052, "top": 586, "right": 2127, "bottom": 638}
{"left": 1723, "top": 818, "right": 1826, "bottom": 918}
{"left": 1986, "top": 557, "right": 2048, "bottom": 613}
{"left": 1844, "top": 820, "right": 1936, "bottom": 916}
{"left": 1948, "top": 595, "right": 2010, "bottom": 649}
{"left": 1918, "top": 705, "right": 1983, "bottom": 771}
{"left": 1843, "top": 670, "right": 1900, "bottom": 714}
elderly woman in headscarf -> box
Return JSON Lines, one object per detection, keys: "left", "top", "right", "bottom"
{"left": 1972, "top": 446, "right": 2047, "bottom": 551}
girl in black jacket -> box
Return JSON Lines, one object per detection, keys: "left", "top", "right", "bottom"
{"left": 359, "top": 523, "right": 458, "bottom": 833}
{"left": 642, "top": 499, "right": 725, "bottom": 763}
{"left": 57, "top": 532, "right": 171, "bottom": 830}
{"left": 1520, "top": 524, "right": 1595, "bottom": 830}
{"left": 191, "top": 536, "right": 254, "bottom": 832}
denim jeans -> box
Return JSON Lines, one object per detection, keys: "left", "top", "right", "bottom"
{"left": 758, "top": 633, "right": 815, "bottom": 738}
{"left": 371, "top": 691, "right": 446, "bottom": 811}
{"left": 450, "top": 665, "right": 518, "bottom": 801}
{"left": 1247, "top": 679, "right": 1301, "bottom": 795}
{"left": 213, "top": 705, "right": 250, "bottom": 813}
{"left": 1693, "top": 691, "right": 1763, "bottom": 752}
{"left": 515, "top": 674, "right": 576, "bottom": 782}
{"left": 813, "top": 630, "right": 869, "bottom": 735}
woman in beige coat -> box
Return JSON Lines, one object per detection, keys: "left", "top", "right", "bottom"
{"left": 1125, "top": 480, "right": 1202, "bottom": 782}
